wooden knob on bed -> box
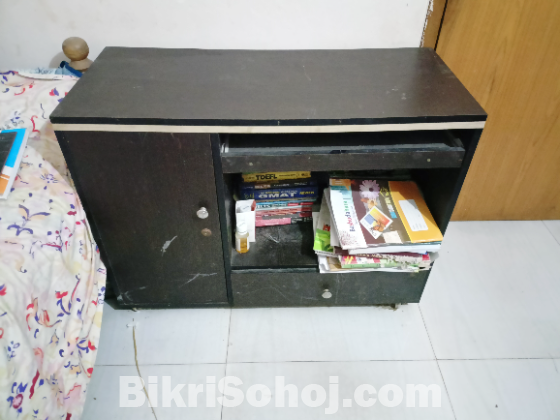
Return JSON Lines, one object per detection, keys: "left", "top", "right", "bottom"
{"left": 62, "top": 37, "right": 93, "bottom": 72}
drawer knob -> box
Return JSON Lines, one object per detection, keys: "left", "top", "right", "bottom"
{"left": 201, "top": 228, "right": 212, "bottom": 237}
{"left": 196, "top": 207, "right": 209, "bottom": 219}
{"left": 322, "top": 289, "right": 332, "bottom": 299}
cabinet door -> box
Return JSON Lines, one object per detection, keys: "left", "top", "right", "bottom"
{"left": 57, "top": 131, "right": 227, "bottom": 306}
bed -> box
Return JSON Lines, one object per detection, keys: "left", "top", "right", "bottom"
{"left": 0, "top": 70, "right": 106, "bottom": 420}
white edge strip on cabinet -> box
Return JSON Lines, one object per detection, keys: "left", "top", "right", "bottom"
{"left": 52, "top": 121, "right": 485, "bottom": 133}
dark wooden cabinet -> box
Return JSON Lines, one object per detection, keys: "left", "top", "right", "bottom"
{"left": 52, "top": 47, "right": 486, "bottom": 308}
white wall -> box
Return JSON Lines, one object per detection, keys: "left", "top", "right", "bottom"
{"left": 1, "top": 0, "right": 430, "bottom": 68}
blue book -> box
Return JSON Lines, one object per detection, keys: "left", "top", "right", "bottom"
{"left": 1, "top": 128, "right": 29, "bottom": 199}
{"left": 239, "top": 186, "right": 319, "bottom": 201}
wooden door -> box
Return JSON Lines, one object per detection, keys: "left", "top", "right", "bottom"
{"left": 436, "top": 0, "right": 560, "bottom": 220}
{"left": 57, "top": 131, "right": 228, "bottom": 306}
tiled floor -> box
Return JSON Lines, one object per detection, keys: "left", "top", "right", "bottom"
{"left": 85, "top": 221, "right": 560, "bottom": 420}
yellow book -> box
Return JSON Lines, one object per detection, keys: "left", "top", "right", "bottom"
{"left": 388, "top": 181, "right": 443, "bottom": 244}
{"left": 242, "top": 171, "right": 311, "bottom": 182}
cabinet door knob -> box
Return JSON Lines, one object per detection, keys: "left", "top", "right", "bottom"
{"left": 322, "top": 289, "right": 332, "bottom": 299}
{"left": 196, "top": 207, "right": 209, "bottom": 219}
{"left": 201, "top": 228, "right": 212, "bottom": 237}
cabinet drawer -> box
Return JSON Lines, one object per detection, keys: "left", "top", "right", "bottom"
{"left": 231, "top": 270, "right": 429, "bottom": 307}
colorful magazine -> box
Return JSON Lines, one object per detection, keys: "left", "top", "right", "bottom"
{"left": 357, "top": 252, "right": 431, "bottom": 264}
{"left": 318, "top": 256, "right": 420, "bottom": 274}
{"left": 329, "top": 179, "right": 443, "bottom": 251}
{"left": 338, "top": 254, "right": 431, "bottom": 271}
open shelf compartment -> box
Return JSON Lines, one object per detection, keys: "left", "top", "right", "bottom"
{"left": 222, "top": 170, "right": 446, "bottom": 273}
{"left": 231, "top": 223, "right": 317, "bottom": 270}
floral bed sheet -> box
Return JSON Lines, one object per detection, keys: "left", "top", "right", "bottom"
{"left": 0, "top": 71, "right": 106, "bottom": 420}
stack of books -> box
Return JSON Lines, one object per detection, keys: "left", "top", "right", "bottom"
{"left": 313, "top": 178, "right": 442, "bottom": 273}
{"left": 239, "top": 172, "right": 319, "bottom": 227}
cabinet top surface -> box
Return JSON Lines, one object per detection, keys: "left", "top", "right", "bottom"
{"left": 51, "top": 47, "right": 486, "bottom": 129}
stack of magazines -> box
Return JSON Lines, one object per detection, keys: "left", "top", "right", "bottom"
{"left": 239, "top": 172, "right": 319, "bottom": 227}
{"left": 313, "top": 178, "right": 443, "bottom": 273}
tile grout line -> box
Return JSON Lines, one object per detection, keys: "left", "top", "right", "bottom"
{"left": 221, "top": 309, "right": 234, "bottom": 420}
{"left": 437, "top": 356, "right": 560, "bottom": 361}
{"left": 541, "top": 220, "right": 560, "bottom": 247}
{"left": 96, "top": 361, "right": 230, "bottom": 367}
{"left": 94, "top": 354, "right": 560, "bottom": 368}
{"left": 208, "top": 358, "right": 446, "bottom": 364}
{"left": 418, "top": 305, "right": 458, "bottom": 420}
